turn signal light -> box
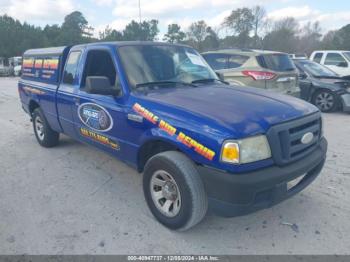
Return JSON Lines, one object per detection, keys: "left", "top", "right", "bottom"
{"left": 242, "top": 70, "right": 276, "bottom": 81}
{"left": 221, "top": 142, "right": 239, "bottom": 164}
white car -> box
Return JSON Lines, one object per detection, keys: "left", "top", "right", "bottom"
{"left": 310, "top": 50, "right": 350, "bottom": 77}
{"left": 9, "top": 56, "right": 22, "bottom": 76}
{"left": 289, "top": 53, "right": 308, "bottom": 60}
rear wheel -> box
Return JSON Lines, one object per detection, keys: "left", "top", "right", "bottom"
{"left": 312, "top": 90, "right": 337, "bottom": 112}
{"left": 32, "top": 108, "right": 59, "bottom": 147}
{"left": 143, "top": 151, "right": 208, "bottom": 231}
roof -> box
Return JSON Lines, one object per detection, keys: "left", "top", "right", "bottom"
{"left": 72, "top": 41, "right": 191, "bottom": 49}
{"left": 312, "top": 50, "right": 350, "bottom": 53}
{"left": 23, "top": 41, "right": 193, "bottom": 56}
{"left": 202, "top": 49, "right": 286, "bottom": 55}
{"left": 23, "top": 46, "right": 67, "bottom": 56}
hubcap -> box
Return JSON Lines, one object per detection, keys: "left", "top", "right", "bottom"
{"left": 35, "top": 116, "right": 45, "bottom": 141}
{"left": 315, "top": 92, "right": 334, "bottom": 111}
{"left": 150, "top": 170, "right": 181, "bottom": 217}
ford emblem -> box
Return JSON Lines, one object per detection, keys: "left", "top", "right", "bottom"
{"left": 301, "top": 132, "right": 314, "bottom": 145}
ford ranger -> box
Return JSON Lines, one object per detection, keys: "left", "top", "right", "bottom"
{"left": 18, "top": 42, "right": 327, "bottom": 231}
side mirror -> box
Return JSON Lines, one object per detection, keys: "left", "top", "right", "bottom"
{"left": 216, "top": 72, "right": 225, "bottom": 81}
{"left": 85, "top": 76, "right": 120, "bottom": 96}
{"left": 337, "top": 61, "right": 348, "bottom": 68}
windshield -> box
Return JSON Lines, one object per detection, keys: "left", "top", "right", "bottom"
{"left": 343, "top": 52, "right": 350, "bottom": 61}
{"left": 257, "top": 54, "right": 295, "bottom": 72}
{"left": 297, "top": 60, "right": 338, "bottom": 77}
{"left": 118, "top": 45, "right": 218, "bottom": 90}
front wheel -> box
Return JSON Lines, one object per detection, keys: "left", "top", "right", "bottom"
{"left": 312, "top": 90, "right": 337, "bottom": 112}
{"left": 32, "top": 108, "right": 59, "bottom": 147}
{"left": 143, "top": 151, "right": 208, "bottom": 231}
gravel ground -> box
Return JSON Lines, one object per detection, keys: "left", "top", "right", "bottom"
{"left": 0, "top": 77, "right": 349, "bottom": 255}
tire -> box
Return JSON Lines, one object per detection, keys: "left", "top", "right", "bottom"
{"left": 312, "top": 90, "right": 338, "bottom": 113}
{"left": 32, "top": 108, "right": 59, "bottom": 147}
{"left": 143, "top": 151, "right": 208, "bottom": 231}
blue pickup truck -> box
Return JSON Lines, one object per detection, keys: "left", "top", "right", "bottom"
{"left": 18, "top": 42, "right": 327, "bottom": 231}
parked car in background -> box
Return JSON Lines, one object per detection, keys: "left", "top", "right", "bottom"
{"left": 310, "top": 50, "right": 350, "bottom": 77}
{"left": 0, "top": 57, "right": 10, "bottom": 76}
{"left": 202, "top": 49, "right": 300, "bottom": 96}
{"left": 9, "top": 56, "right": 22, "bottom": 76}
{"left": 294, "top": 59, "right": 350, "bottom": 113}
{"left": 289, "top": 53, "right": 308, "bottom": 59}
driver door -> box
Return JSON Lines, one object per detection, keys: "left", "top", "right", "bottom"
{"left": 71, "top": 47, "right": 126, "bottom": 157}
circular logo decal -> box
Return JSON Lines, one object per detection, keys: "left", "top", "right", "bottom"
{"left": 78, "top": 103, "right": 113, "bottom": 132}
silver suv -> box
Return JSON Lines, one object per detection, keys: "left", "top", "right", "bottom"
{"left": 202, "top": 49, "right": 300, "bottom": 96}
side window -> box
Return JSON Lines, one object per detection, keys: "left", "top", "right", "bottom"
{"left": 63, "top": 51, "right": 81, "bottom": 85}
{"left": 82, "top": 50, "right": 117, "bottom": 88}
{"left": 227, "top": 55, "right": 249, "bottom": 69}
{"left": 313, "top": 53, "right": 323, "bottom": 63}
{"left": 324, "top": 53, "right": 346, "bottom": 66}
{"left": 202, "top": 53, "right": 228, "bottom": 70}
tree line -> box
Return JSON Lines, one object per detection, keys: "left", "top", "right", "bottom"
{"left": 1, "top": 6, "right": 350, "bottom": 58}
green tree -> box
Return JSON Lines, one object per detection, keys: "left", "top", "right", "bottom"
{"left": 187, "top": 20, "right": 209, "bottom": 51}
{"left": 123, "top": 20, "right": 159, "bottom": 41}
{"left": 223, "top": 8, "right": 254, "bottom": 47}
{"left": 163, "top": 24, "right": 186, "bottom": 43}
{"left": 262, "top": 17, "right": 299, "bottom": 53}
{"left": 298, "top": 22, "right": 322, "bottom": 54}
{"left": 322, "top": 24, "right": 350, "bottom": 50}
{"left": 99, "top": 25, "right": 124, "bottom": 41}
{"left": 202, "top": 27, "right": 219, "bottom": 51}
{"left": 43, "top": 25, "right": 61, "bottom": 46}
{"left": 58, "top": 11, "right": 92, "bottom": 45}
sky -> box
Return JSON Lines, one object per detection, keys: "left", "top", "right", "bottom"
{"left": 1, "top": 0, "right": 350, "bottom": 38}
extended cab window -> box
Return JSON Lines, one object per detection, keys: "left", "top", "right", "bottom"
{"left": 324, "top": 53, "right": 346, "bottom": 66}
{"left": 63, "top": 51, "right": 81, "bottom": 85}
{"left": 82, "top": 50, "right": 117, "bottom": 88}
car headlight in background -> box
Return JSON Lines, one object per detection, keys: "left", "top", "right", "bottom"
{"left": 221, "top": 135, "right": 271, "bottom": 164}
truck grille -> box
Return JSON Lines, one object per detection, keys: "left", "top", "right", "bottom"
{"left": 267, "top": 113, "right": 322, "bottom": 166}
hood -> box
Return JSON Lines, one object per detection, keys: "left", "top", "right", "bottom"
{"left": 312, "top": 77, "right": 350, "bottom": 90}
{"left": 134, "top": 84, "right": 319, "bottom": 138}
{"left": 315, "top": 76, "right": 350, "bottom": 84}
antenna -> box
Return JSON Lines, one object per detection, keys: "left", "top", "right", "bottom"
{"left": 138, "top": 0, "right": 142, "bottom": 24}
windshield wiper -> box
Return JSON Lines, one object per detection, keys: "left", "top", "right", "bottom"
{"left": 192, "top": 78, "right": 229, "bottom": 85}
{"left": 136, "top": 81, "right": 196, "bottom": 88}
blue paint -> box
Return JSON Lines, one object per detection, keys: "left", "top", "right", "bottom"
{"left": 18, "top": 41, "right": 320, "bottom": 174}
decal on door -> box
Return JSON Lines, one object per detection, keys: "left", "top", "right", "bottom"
{"left": 78, "top": 103, "right": 113, "bottom": 132}
{"left": 133, "top": 103, "right": 216, "bottom": 161}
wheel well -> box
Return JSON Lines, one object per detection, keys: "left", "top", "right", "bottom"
{"left": 312, "top": 88, "right": 333, "bottom": 100}
{"left": 28, "top": 100, "right": 40, "bottom": 115}
{"left": 137, "top": 140, "right": 179, "bottom": 172}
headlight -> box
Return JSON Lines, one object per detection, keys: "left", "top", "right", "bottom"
{"left": 347, "top": 87, "right": 350, "bottom": 93}
{"left": 221, "top": 135, "right": 271, "bottom": 164}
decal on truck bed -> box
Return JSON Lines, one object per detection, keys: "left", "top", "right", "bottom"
{"left": 78, "top": 103, "right": 113, "bottom": 132}
{"left": 133, "top": 103, "right": 216, "bottom": 161}
{"left": 22, "top": 57, "right": 59, "bottom": 81}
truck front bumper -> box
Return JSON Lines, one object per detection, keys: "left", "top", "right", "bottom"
{"left": 198, "top": 137, "right": 327, "bottom": 217}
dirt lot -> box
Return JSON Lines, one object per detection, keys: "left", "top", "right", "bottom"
{"left": 0, "top": 77, "right": 349, "bottom": 255}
